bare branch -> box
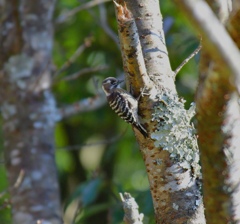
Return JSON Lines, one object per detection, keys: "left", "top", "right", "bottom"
{"left": 71, "top": 200, "right": 82, "bottom": 224}
{"left": 86, "top": 3, "right": 119, "bottom": 47}
{"left": 57, "top": 93, "right": 106, "bottom": 120}
{"left": 174, "top": 0, "right": 240, "bottom": 92}
{"left": 57, "top": 129, "right": 127, "bottom": 151}
{"left": 120, "top": 192, "right": 144, "bottom": 224}
{"left": 0, "top": 169, "right": 25, "bottom": 199}
{"left": 62, "top": 65, "right": 109, "bottom": 82}
{"left": 174, "top": 44, "right": 202, "bottom": 78}
{"left": 56, "top": 0, "right": 111, "bottom": 24}
{"left": 13, "top": 169, "right": 25, "bottom": 188}
{"left": 98, "top": 4, "right": 119, "bottom": 47}
{"left": 53, "top": 37, "right": 92, "bottom": 79}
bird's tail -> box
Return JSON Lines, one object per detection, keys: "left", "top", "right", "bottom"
{"left": 135, "top": 123, "right": 148, "bottom": 138}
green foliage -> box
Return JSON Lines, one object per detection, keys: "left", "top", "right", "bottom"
{"left": 0, "top": 126, "right": 11, "bottom": 223}
{"left": 64, "top": 177, "right": 104, "bottom": 211}
{"left": 0, "top": 167, "right": 11, "bottom": 224}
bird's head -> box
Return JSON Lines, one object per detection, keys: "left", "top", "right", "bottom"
{"left": 102, "top": 77, "right": 124, "bottom": 95}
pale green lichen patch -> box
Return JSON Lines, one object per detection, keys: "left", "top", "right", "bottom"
{"left": 151, "top": 90, "right": 201, "bottom": 177}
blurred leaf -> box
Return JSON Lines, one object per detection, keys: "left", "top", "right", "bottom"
{"left": 75, "top": 202, "right": 112, "bottom": 223}
{"left": 64, "top": 177, "right": 103, "bottom": 211}
{"left": 82, "top": 177, "right": 104, "bottom": 206}
{"left": 87, "top": 51, "right": 106, "bottom": 67}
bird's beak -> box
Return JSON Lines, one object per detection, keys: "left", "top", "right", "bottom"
{"left": 118, "top": 79, "right": 124, "bottom": 84}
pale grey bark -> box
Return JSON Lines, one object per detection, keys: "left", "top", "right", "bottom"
{"left": 114, "top": 1, "right": 205, "bottom": 223}
{"left": 0, "top": 0, "right": 62, "bottom": 223}
{"left": 175, "top": 0, "right": 240, "bottom": 222}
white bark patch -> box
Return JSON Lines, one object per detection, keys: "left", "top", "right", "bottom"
{"left": 21, "top": 177, "right": 32, "bottom": 189}
{"left": 11, "top": 157, "right": 21, "bottom": 166}
{"left": 4, "top": 54, "right": 34, "bottom": 82}
{"left": 30, "top": 205, "right": 44, "bottom": 212}
{"left": 31, "top": 171, "right": 42, "bottom": 180}
{"left": 14, "top": 212, "right": 33, "bottom": 223}
{"left": 17, "top": 142, "right": 24, "bottom": 148}
{"left": 42, "top": 91, "right": 60, "bottom": 125}
{"left": 172, "top": 203, "right": 179, "bottom": 210}
{"left": 1, "top": 103, "right": 17, "bottom": 119}
{"left": 33, "top": 121, "right": 44, "bottom": 129}
{"left": 31, "top": 148, "right": 37, "bottom": 154}
{"left": 10, "top": 149, "right": 20, "bottom": 157}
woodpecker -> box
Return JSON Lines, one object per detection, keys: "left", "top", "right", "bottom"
{"left": 102, "top": 77, "right": 148, "bottom": 138}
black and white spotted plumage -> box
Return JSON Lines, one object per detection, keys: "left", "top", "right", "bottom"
{"left": 102, "top": 77, "right": 148, "bottom": 138}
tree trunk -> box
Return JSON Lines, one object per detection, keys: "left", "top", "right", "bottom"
{"left": 114, "top": 1, "right": 205, "bottom": 223}
{"left": 175, "top": 0, "right": 240, "bottom": 222}
{"left": 0, "top": 0, "right": 62, "bottom": 223}
{"left": 197, "top": 1, "right": 240, "bottom": 222}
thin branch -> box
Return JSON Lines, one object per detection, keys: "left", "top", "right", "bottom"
{"left": 13, "top": 169, "right": 25, "bottom": 188}
{"left": 57, "top": 93, "right": 106, "bottom": 120}
{"left": 57, "top": 128, "right": 127, "bottom": 151}
{"left": 98, "top": 4, "right": 119, "bottom": 47}
{"left": 56, "top": 0, "right": 111, "bottom": 24}
{"left": 56, "top": 73, "right": 126, "bottom": 119}
{"left": 0, "top": 169, "right": 25, "bottom": 199}
{"left": 62, "top": 65, "right": 109, "bottom": 82}
{"left": 174, "top": 0, "right": 240, "bottom": 92}
{"left": 120, "top": 192, "right": 144, "bottom": 224}
{"left": 53, "top": 37, "right": 92, "bottom": 79}
{"left": 71, "top": 199, "right": 82, "bottom": 224}
{"left": 174, "top": 44, "right": 202, "bottom": 78}
{"left": 86, "top": 3, "right": 119, "bottom": 47}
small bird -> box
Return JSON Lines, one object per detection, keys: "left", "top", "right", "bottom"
{"left": 102, "top": 77, "right": 148, "bottom": 138}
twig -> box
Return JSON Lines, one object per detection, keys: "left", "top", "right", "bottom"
{"left": 53, "top": 37, "right": 92, "bottom": 79}
{"left": 13, "top": 169, "right": 25, "bottom": 188}
{"left": 86, "top": 3, "right": 119, "bottom": 47}
{"left": 56, "top": 0, "right": 111, "bottom": 24}
{"left": 174, "top": 0, "right": 240, "bottom": 92}
{"left": 0, "top": 169, "right": 25, "bottom": 200}
{"left": 71, "top": 199, "right": 82, "bottom": 224}
{"left": 57, "top": 128, "right": 127, "bottom": 151}
{"left": 174, "top": 44, "right": 202, "bottom": 78}
{"left": 57, "top": 74, "right": 124, "bottom": 119}
{"left": 57, "top": 93, "right": 106, "bottom": 120}
{"left": 120, "top": 192, "right": 144, "bottom": 224}
{"left": 62, "top": 65, "right": 109, "bottom": 82}
{"left": 98, "top": 4, "right": 119, "bottom": 47}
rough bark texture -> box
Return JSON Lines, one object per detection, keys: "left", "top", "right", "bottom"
{"left": 175, "top": 0, "right": 240, "bottom": 222}
{"left": 114, "top": 1, "right": 205, "bottom": 223}
{"left": 197, "top": 1, "right": 240, "bottom": 222}
{"left": 197, "top": 54, "right": 240, "bottom": 222}
{"left": 0, "top": 0, "right": 62, "bottom": 223}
